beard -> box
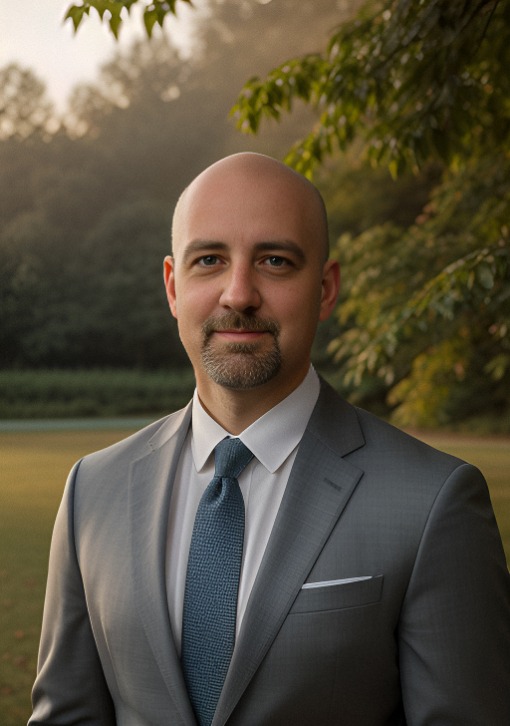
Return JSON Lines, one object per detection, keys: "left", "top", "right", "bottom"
{"left": 201, "top": 312, "right": 281, "bottom": 390}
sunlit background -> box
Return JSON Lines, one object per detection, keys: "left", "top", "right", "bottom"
{"left": 0, "top": 3, "right": 508, "bottom": 721}
{"left": 0, "top": 1, "right": 194, "bottom": 111}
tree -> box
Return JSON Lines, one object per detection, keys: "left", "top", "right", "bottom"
{"left": 0, "top": 64, "right": 56, "bottom": 139}
{"left": 0, "top": 209, "right": 66, "bottom": 366}
{"left": 68, "top": 198, "right": 188, "bottom": 368}
{"left": 34, "top": 1, "right": 510, "bottom": 429}
{"left": 231, "top": 0, "right": 510, "bottom": 428}
{"left": 64, "top": 0, "right": 510, "bottom": 428}
{"left": 2, "top": 1, "right": 341, "bottom": 372}
{"left": 64, "top": 1, "right": 344, "bottom": 204}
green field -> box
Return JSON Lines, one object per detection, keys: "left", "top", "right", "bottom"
{"left": 1, "top": 428, "right": 509, "bottom": 725}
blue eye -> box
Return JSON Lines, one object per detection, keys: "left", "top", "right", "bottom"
{"left": 266, "top": 256, "right": 286, "bottom": 267}
{"left": 199, "top": 255, "right": 219, "bottom": 266}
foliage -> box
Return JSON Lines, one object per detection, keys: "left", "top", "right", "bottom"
{"left": 2, "top": 1, "right": 510, "bottom": 427}
{"left": 65, "top": 0, "right": 193, "bottom": 38}
{"left": 231, "top": 0, "right": 510, "bottom": 428}
{"left": 329, "top": 150, "right": 510, "bottom": 425}
{"left": 0, "top": 65, "right": 56, "bottom": 140}
{"left": 0, "top": 368, "right": 195, "bottom": 418}
{"left": 0, "top": 2, "right": 340, "bottom": 374}
{"left": 233, "top": 0, "right": 509, "bottom": 175}
{"left": 0, "top": 194, "right": 187, "bottom": 369}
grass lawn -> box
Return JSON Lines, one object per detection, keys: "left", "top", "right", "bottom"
{"left": 0, "top": 429, "right": 136, "bottom": 726}
{"left": 1, "top": 427, "right": 509, "bottom": 725}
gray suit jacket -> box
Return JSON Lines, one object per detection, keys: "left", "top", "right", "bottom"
{"left": 30, "top": 380, "right": 510, "bottom": 725}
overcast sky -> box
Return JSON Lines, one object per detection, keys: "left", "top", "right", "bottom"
{"left": 0, "top": 0, "right": 193, "bottom": 111}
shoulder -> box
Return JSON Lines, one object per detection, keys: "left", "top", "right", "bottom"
{"left": 314, "top": 377, "right": 468, "bottom": 479}
{"left": 312, "top": 380, "right": 498, "bottom": 562}
{"left": 59, "top": 403, "right": 192, "bottom": 518}
{"left": 75, "top": 402, "right": 192, "bottom": 476}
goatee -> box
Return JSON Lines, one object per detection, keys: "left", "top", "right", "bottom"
{"left": 201, "top": 312, "right": 281, "bottom": 389}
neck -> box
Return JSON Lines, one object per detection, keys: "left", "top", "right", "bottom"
{"left": 195, "top": 370, "right": 309, "bottom": 434}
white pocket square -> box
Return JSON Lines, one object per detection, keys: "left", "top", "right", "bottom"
{"left": 302, "top": 576, "right": 374, "bottom": 590}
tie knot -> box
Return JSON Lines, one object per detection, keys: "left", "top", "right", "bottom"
{"left": 214, "top": 437, "right": 253, "bottom": 479}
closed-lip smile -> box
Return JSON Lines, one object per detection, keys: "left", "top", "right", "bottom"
{"left": 214, "top": 329, "right": 268, "bottom": 341}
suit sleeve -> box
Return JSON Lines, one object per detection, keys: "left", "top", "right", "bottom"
{"left": 399, "top": 462, "right": 510, "bottom": 725}
{"left": 29, "top": 460, "right": 116, "bottom": 725}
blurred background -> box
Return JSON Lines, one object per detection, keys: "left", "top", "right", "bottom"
{"left": 0, "top": 0, "right": 508, "bottom": 431}
{"left": 0, "top": 1, "right": 508, "bottom": 722}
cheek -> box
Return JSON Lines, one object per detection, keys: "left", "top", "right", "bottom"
{"left": 275, "top": 301, "right": 320, "bottom": 354}
{"left": 277, "top": 285, "right": 321, "bottom": 325}
{"left": 174, "top": 283, "right": 207, "bottom": 315}
{"left": 174, "top": 285, "right": 217, "bottom": 336}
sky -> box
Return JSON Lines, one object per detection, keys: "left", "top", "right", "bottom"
{"left": 0, "top": 0, "right": 194, "bottom": 112}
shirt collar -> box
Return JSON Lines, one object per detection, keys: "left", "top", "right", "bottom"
{"left": 191, "top": 367, "right": 320, "bottom": 474}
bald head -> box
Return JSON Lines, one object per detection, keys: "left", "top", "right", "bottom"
{"left": 171, "top": 152, "right": 329, "bottom": 261}
{"left": 163, "top": 151, "right": 341, "bottom": 415}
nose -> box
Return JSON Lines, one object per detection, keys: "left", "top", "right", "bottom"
{"left": 219, "top": 263, "right": 261, "bottom": 313}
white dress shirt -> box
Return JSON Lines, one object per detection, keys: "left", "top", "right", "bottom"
{"left": 166, "top": 366, "right": 320, "bottom": 652}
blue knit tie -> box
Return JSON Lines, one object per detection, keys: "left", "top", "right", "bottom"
{"left": 181, "top": 437, "right": 253, "bottom": 726}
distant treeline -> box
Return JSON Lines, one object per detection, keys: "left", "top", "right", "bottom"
{"left": 2, "top": 0, "right": 508, "bottom": 431}
{"left": 0, "top": 368, "right": 196, "bottom": 419}
{"left": 0, "top": 1, "right": 344, "bottom": 371}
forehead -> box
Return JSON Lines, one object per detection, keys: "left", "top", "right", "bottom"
{"left": 173, "top": 162, "right": 323, "bottom": 254}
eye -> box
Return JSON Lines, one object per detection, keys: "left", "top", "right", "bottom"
{"left": 197, "top": 255, "right": 220, "bottom": 267}
{"left": 263, "top": 256, "right": 288, "bottom": 268}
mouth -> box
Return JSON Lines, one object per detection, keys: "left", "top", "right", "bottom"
{"left": 213, "top": 329, "right": 269, "bottom": 343}
{"left": 203, "top": 314, "right": 280, "bottom": 343}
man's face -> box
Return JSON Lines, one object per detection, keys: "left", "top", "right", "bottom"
{"left": 164, "top": 156, "right": 339, "bottom": 402}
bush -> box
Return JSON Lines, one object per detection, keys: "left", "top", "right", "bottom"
{"left": 0, "top": 368, "right": 195, "bottom": 419}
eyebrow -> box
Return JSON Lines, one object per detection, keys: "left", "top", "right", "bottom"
{"left": 255, "top": 241, "right": 306, "bottom": 264}
{"left": 181, "top": 239, "right": 306, "bottom": 265}
{"left": 181, "top": 240, "right": 227, "bottom": 265}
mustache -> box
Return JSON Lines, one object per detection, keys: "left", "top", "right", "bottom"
{"left": 202, "top": 313, "right": 280, "bottom": 337}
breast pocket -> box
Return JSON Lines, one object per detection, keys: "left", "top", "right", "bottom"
{"left": 290, "top": 574, "right": 384, "bottom": 614}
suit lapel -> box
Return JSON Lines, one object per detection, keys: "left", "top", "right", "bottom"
{"left": 129, "top": 405, "right": 196, "bottom": 724}
{"left": 214, "top": 383, "right": 366, "bottom": 725}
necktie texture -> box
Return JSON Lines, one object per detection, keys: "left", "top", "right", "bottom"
{"left": 181, "top": 437, "right": 253, "bottom": 726}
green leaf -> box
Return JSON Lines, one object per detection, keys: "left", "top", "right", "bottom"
{"left": 477, "top": 263, "right": 495, "bottom": 290}
{"left": 64, "top": 4, "right": 90, "bottom": 32}
{"left": 109, "top": 8, "right": 123, "bottom": 38}
{"left": 143, "top": 8, "right": 159, "bottom": 37}
{"left": 64, "top": 0, "right": 192, "bottom": 36}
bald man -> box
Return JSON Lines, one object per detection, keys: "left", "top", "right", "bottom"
{"left": 30, "top": 153, "right": 510, "bottom": 726}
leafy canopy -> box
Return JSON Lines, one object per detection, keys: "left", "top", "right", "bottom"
{"left": 233, "top": 0, "right": 510, "bottom": 427}
{"left": 62, "top": 0, "right": 510, "bottom": 428}
{"left": 233, "top": 0, "right": 508, "bottom": 177}
{"left": 65, "top": 0, "right": 193, "bottom": 38}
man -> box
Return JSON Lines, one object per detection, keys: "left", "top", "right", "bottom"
{"left": 30, "top": 153, "right": 510, "bottom": 725}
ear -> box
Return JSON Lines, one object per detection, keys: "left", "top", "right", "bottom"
{"left": 319, "top": 259, "right": 340, "bottom": 322}
{"left": 163, "top": 255, "right": 178, "bottom": 319}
